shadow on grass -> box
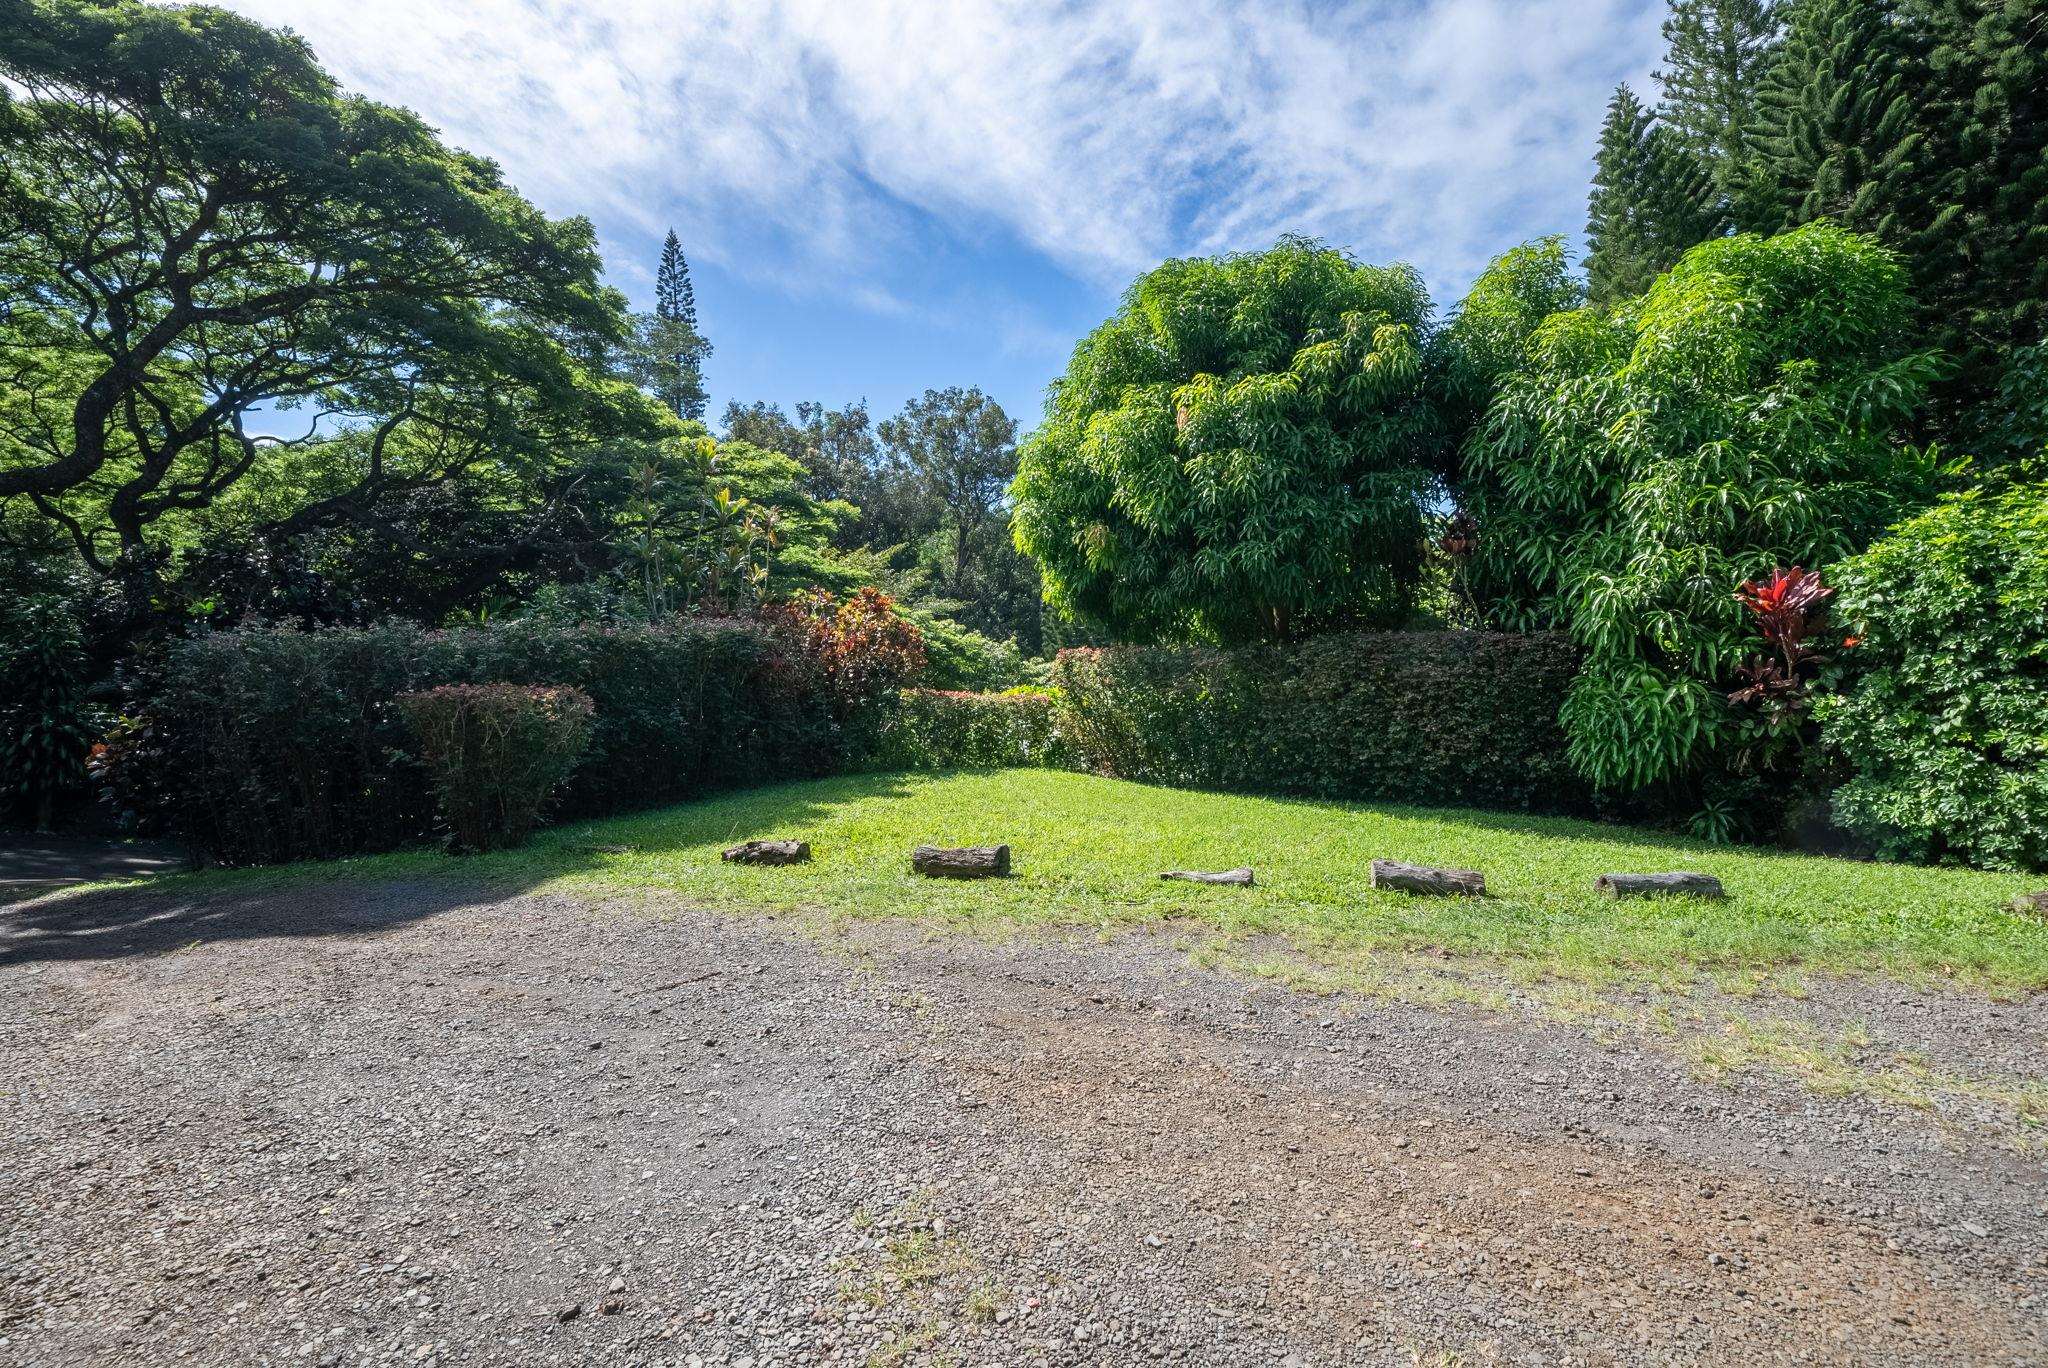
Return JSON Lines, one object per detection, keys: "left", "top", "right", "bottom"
{"left": 0, "top": 772, "right": 918, "bottom": 969}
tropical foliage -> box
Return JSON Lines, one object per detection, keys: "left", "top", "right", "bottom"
{"left": 1465, "top": 222, "right": 1943, "bottom": 795}
{"left": 1012, "top": 237, "right": 1439, "bottom": 644}
{"left": 1819, "top": 482, "right": 2048, "bottom": 870}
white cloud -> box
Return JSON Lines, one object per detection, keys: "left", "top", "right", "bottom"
{"left": 219, "top": 0, "right": 1665, "bottom": 304}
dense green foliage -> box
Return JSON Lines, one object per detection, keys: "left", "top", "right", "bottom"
{"left": 397, "top": 683, "right": 594, "bottom": 853}
{"left": 0, "top": 0, "right": 660, "bottom": 633}
{"left": 1736, "top": 0, "right": 1930, "bottom": 243}
{"left": 866, "top": 688, "right": 1068, "bottom": 772}
{"left": 1655, "top": 0, "right": 1780, "bottom": 200}
{"left": 1584, "top": 85, "right": 1721, "bottom": 306}
{"left": 1049, "top": 632, "right": 1584, "bottom": 813}
{"left": 103, "top": 617, "right": 890, "bottom": 863}
{"left": 1819, "top": 483, "right": 2048, "bottom": 871}
{"left": 1013, "top": 237, "right": 1439, "bottom": 644}
{"left": 1466, "top": 223, "right": 1942, "bottom": 797}
{"left": 0, "top": 594, "right": 96, "bottom": 828}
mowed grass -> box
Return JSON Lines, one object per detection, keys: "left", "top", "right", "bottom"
{"left": 467, "top": 769, "right": 2048, "bottom": 989}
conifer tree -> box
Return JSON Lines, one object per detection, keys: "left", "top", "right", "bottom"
{"left": 1655, "top": 0, "right": 1781, "bottom": 198}
{"left": 1904, "top": 0, "right": 2047, "bottom": 405}
{"left": 643, "top": 229, "right": 711, "bottom": 421}
{"left": 1737, "top": 0, "right": 1931, "bottom": 242}
{"left": 1585, "top": 85, "right": 1721, "bottom": 306}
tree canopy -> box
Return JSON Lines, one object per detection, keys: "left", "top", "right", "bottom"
{"left": 1011, "top": 237, "right": 1439, "bottom": 645}
{"left": 0, "top": 0, "right": 658, "bottom": 628}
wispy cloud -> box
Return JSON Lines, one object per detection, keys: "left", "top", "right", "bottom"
{"left": 221, "top": 0, "right": 1664, "bottom": 304}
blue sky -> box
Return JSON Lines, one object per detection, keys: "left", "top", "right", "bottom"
{"left": 222, "top": 0, "right": 1667, "bottom": 433}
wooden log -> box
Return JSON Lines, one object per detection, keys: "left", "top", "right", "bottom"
{"left": 1159, "top": 867, "right": 1255, "bottom": 887}
{"left": 1370, "top": 859, "right": 1485, "bottom": 897}
{"left": 721, "top": 838, "right": 811, "bottom": 866}
{"left": 2012, "top": 891, "right": 2048, "bottom": 920}
{"left": 1594, "top": 872, "right": 1725, "bottom": 900}
{"left": 912, "top": 844, "right": 1010, "bottom": 879}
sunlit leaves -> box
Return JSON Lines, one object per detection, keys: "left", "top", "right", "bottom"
{"left": 1012, "top": 237, "right": 1437, "bottom": 644}
{"left": 1465, "top": 222, "right": 1943, "bottom": 792}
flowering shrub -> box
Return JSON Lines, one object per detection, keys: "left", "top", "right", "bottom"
{"left": 1818, "top": 483, "right": 2048, "bottom": 870}
{"left": 865, "top": 688, "right": 1069, "bottom": 771}
{"left": 396, "top": 684, "right": 593, "bottom": 852}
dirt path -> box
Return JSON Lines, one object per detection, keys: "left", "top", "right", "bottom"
{"left": 2, "top": 879, "right": 2044, "bottom": 1365}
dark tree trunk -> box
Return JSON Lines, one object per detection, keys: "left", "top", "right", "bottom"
{"left": 721, "top": 839, "right": 811, "bottom": 866}
{"left": 1369, "top": 859, "right": 1486, "bottom": 897}
{"left": 1594, "top": 872, "right": 1725, "bottom": 899}
{"left": 912, "top": 844, "right": 1010, "bottom": 878}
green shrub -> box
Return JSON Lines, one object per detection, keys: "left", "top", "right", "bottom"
{"left": 1817, "top": 483, "right": 2048, "bottom": 870}
{"left": 867, "top": 688, "right": 1069, "bottom": 771}
{"left": 396, "top": 684, "right": 594, "bottom": 852}
{"left": 1465, "top": 223, "right": 1944, "bottom": 796}
{"left": 0, "top": 595, "right": 97, "bottom": 829}
{"left": 1050, "top": 631, "right": 1585, "bottom": 812}
{"left": 107, "top": 617, "right": 874, "bottom": 864}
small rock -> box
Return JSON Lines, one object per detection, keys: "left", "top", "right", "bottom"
{"left": 555, "top": 1303, "right": 581, "bottom": 1324}
{"left": 1961, "top": 1221, "right": 1989, "bottom": 1238}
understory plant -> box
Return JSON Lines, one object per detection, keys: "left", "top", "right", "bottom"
{"left": 0, "top": 595, "right": 96, "bottom": 829}
{"left": 396, "top": 683, "right": 594, "bottom": 852}
{"left": 1817, "top": 481, "right": 2048, "bottom": 870}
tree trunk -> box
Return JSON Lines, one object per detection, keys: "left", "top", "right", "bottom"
{"left": 721, "top": 838, "right": 811, "bottom": 866}
{"left": 1369, "top": 859, "right": 1486, "bottom": 897}
{"left": 1159, "top": 868, "right": 1254, "bottom": 886}
{"left": 2009, "top": 891, "right": 2048, "bottom": 919}
{"left": 912, "top": 844, "right": 1010, "bottom": 878}
{"left": 1594, "top": 872, "right": 1725, "bottom": 899}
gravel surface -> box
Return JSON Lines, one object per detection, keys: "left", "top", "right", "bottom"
{"left": 3, "top": 876, "right": 2046, "bottom": 1366}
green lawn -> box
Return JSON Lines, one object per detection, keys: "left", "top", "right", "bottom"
{"left": 360, "top": 769, "right": 2048, "bottom": 989}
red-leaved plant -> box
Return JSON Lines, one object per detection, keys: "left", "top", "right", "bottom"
{"left": 1728, "top": 565, "right": 1834, "bottom": 755}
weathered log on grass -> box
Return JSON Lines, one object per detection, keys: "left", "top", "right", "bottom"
{"left": 1594, "top": 872, "right": 1725, "bottom": 900}
{"left": 721, "top": 838, "right": 811, "bottom": 866}
{"left": 2012, "top": 891, "right": 2048, "bottom": 920}
{"left": 1370, "top": 859, "right": 1485, "bottom": 897}
{"left": 1159, "top": 867, "right": 1255, "bottom": 887}
{"left": 912, "top": 844, "right": 1011, "bottom": 879}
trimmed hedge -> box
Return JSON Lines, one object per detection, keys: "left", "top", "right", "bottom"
{"left": 1050, "top": 631, "right": 1587, "bottom": 813}
{"left": 866, "top": 688, "right": 1070, "bottom": 771}
{"left": 397, "top": 684, "right": 594, "bottom": 853}
{"left": 117, "top": 619, "right": 856, "bottom": 864}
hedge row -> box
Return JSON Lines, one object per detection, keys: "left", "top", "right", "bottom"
{"left": 103, "top": 619, "right": 853, "bottom": 864}
{"left": 865, "top": 688, "right": 1071, "bottom": 772}
{"left": 1050, "top": 631, "right": 1587, "bottom": 813}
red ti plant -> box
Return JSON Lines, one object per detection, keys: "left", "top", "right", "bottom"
{"left": 1728, "top": 566, "right": 1834, "bottom": 715}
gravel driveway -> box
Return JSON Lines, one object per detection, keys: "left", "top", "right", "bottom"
{"left": 3, "top": 875, "right": 2045, "bottom": 1365}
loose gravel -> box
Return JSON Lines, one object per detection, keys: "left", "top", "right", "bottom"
{"left": 3, "top": 877, "right": 2045, "bottom": 1365}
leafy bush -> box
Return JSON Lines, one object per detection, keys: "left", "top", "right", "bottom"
{"left": 396, "top": 684, "right": 593, "bottom": 852}
{"left": 866, "top": 688, "right": 1068, "bottom": 771}
{"left": 0, "top": 595, "right": 97, "bottom": 828}
{"left": 909, "top": 611, "right": 1027, "bottom": 692}
{"left": 759, "top": 588, "right": 926, "bottom": 726}
{"left": 1465, "top": 222, "right": 1944, "bottom": 795}
{"left": 104, "top": 617, "right": 879, "bottom": 864}
{"left": 1012, "top": 236, "right": 1441, "bottom": 643}
{"left": 1050, "top": 631, "right": 1585, "bottom": 812}
{"left": 1817, "top": 483, "right": 2048, "bottom": 870}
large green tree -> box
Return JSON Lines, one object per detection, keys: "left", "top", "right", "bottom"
{"left": 1656, "top": 0, "right": 1782, "bottom": 199}
{"left": 629, "top": 230, "right": 711, "bottom": 422}
{"left": 1466, "top": 222, "right": 1943, "bottom": 796}
{"left": 877, "top": 386, "right": 1017, "bottom": 596}
{"left": 1585, "top": 85, "right": 1723, "bottom": 306}
{"left": 1012, "top": 237, "right": 1438, "bottom": 644}
{"left": 0, "top": 0, "right": 651, "bottom": 627}
{"left": 1736, "top": 0, "right": 1932, "bottom": 242}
